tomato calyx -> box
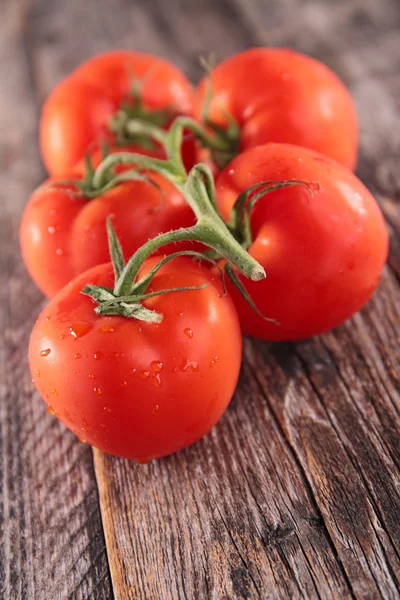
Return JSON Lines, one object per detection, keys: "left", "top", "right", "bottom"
{"left": 82, "top": 220, "right": 226, "bottom": 322}
{"left": 47, "top": 147, "right": 164, "bottom": 202}
{"left": 109, "top": 79, "right": 175, "bottom": 150}
{"left": 228, "top": 179, "right": 319, "bottom": 248}
{"left": 106, "top": 67, "right": 241, "bottom": 169}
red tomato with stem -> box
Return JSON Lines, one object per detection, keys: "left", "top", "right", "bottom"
{"left": 29, "top": 258, "right": 242, "bottom": 461}
{"left": 216, "top": 143, "right": 388, "bottom": 340}
{"left": 195, "top": 48, "right": 358, "bottom": 170}
{"left": 20, "top": 165, "right": 197, "bottom": 298}
{"left": 40, "top": 50, "right": 195, "bottom": 175}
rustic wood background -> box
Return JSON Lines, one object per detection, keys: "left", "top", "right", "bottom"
{"left": 1, "top": 0, "right": 400, "bottom": 598}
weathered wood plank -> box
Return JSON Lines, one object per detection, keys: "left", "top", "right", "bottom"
{"left": 94, "top": 395, "right": 353, "bottom": 600}
{"left": 245, "top": 269, "right": 400, "bottom": 598}
{"left": 0, "top": 2, "right": 112, "bottom": 599}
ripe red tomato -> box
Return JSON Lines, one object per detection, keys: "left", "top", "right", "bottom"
{"left": 40, "top": 50, "right": 195, "bottom": 175}
{"left": 195, "top": 48, "right": 358, "bottom": 170}
{"left": 20, "top": 167, "right": 196, "bottom": 298}
{"left": 29, "top": 258, "right": 242, "bottom": 461}
{"left": 216, "top": 143, "right": 388, "bottom": 340}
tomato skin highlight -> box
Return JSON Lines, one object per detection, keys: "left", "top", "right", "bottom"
{"left": 20, "top": 171, "right": 197, "bottom": 298}
{"left": 40, "top": 50, "right": 195, "bottom": 175}
{"left": 29, "top": 259, "right": 242, "bottom": 461}
{"left": 216, "top": 143, "right": 388, "bottom": 341}
{"left": 195, "top": 48, "right": 358, "bottom": 170}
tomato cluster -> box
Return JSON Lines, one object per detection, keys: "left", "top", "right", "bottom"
{"left": 22, "top": 49, "right": 388, "bottom": 462}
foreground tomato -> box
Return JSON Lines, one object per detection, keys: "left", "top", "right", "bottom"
{"left": 20, "top": 169, "right": 196, "bottom": 298}
{"left": 40, "top": 50, "right": 195, "bottom": 175}
{"left": 29, "top": 258, "right": 242, "bottom": 461}
{"left": 195, "top": 48, "right": 358, "bottom": 170}
{"left": 216, "top": 144, "right": 388, "bottom": 340}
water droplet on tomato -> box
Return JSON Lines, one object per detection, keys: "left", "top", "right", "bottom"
{"left": 36, "top": 370, "right": 40, "bottom": 377}
{"left": 140, "top": 371, "right": 150, "bottom": 379}
{"left": 47, "top": 405, "right": 55, "bottom": 415}
{"left": 74, "top": 353, "right": 81, "bottom": 359}
{"left": 40, "top": 348, "right": 51, "bottom": 357}
{"left": 152, "top": 404, "right": 159, "bottom": 415}
{"left": 45, "top": 315, "right": 51, "bottom": 321}
{"left": 100, "top": 325, "right": 115, "bottom": 333}
{"left": 60, "top": 334, "right": 66, "bottom": 340}
{"left": 94, "top": 387, "right": 102, "bottom": 396}
{"left": 88, "top": 373, "right": 95, "bottom": 379}
{"left": 70, "top": 321, "right": 92, "bottom": 339}
{"left": 151, "top": 360, "right": 163, "bottom": 373}
{"left": 31, "top": 378, "right": 35, "bottom": 384}
{"left": 82, "top": 418, "right": 88, "bottom": 427}
{"left": 184, "top": 327, "right": 193, "bottom": 339}
{"left": 51, "top": 389, "right": 58, "bottom": 396}
{"left": 210, "top": 356, "right": 219, "bottom": 367}
{"left": 180, "top": 357, "right": 199, "bottom": 372}
{"left": 152, "top": 374, "right": 162, "bottom": 388}
{"left": 55, "top": 248, "right": 65, "bottom": 256}
{"left": 178, "top": 312, "right": 184, "bottom": 317}
{"left": 122, "top": 381, "right": 128, "bottom": 386}
{"left": 130, "top": 368, "right": 137, "bottom": 374}
{"left": 94, "top": 351, "right": 103, "bottom": 360}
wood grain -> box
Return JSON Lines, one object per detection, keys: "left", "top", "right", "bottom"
{"left": 245, "top": 269, "right": 400, "bottom": 598}
{"left": 0, "top": 2, "right": 112, "bottom": 599}
{"left": 1, "top": 0, "right": 400, "bottom": 599}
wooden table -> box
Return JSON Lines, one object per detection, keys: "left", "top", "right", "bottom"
{"left": 1, "top": 0, "right": 400, "bottom": 598}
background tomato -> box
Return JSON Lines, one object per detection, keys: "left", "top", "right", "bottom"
{"left": 40, "top": 50, "right": 195, "bottom": 175}
{"left": 20, "top": 169, "right": 197, "bottom": 298}
{"left": 195, "top": 48, "right": 358, "bottom": 170}
{"left": 29, "top": 258, "right": 242, "bottom": 461}
{"left": 216, "top": 143, "right": 388, "bottom": 340}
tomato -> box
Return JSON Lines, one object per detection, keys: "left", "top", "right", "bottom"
{"left": 20, "top": 166, "right": 197, "bottom": 298}
{"left": 195, "top": 48, "right": 358, "bottom": 170}
{"left": 40, "top": 50, "right": 195, "bottom": 175}
{"left": 29, "top": 258, "right": 242, "bottom": 461}
{"left": 216, "top": 143, "right": 388, "bottom": 340}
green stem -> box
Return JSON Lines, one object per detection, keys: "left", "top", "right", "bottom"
{"left": 92, "top": 151, "right": 185, "bottom": 190}
{"left": 114, "top": 114, "right": 234, "bottom": 159}
{"left": 169, "top": 116, "right": 233, "bottom": 153}
{"left": 113, "top": 165, "right": 265, "bottom": 296}
{"left": 114, "top": 226, "right": 200, "bottom": 296}
{"left": 124, "top": 120, "right": 169, "bottom": 146}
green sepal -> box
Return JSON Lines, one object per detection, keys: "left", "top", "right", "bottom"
{"left": 131, "top": 250, "right": 223, "bottom": 296}
{"left": 230, "top": 179, "right": 318, "bottom": 247}
{"left": 225, "top": 263, "right": 279, "bottom": 325}
{"left": 106, "top": 219, "right": 125, "bottom": 280}
{"left": 95, "top": 300, "right": 163, "bottom": 322}
{"left": 81, "top": 284, "right": 116, "bottom": 303}
{"left": 109, "top": 74, "right": 175, "bottom": 147}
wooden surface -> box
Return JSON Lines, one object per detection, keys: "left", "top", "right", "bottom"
{"left": 1, "top": 0, "right": 399, "bottom": 598}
